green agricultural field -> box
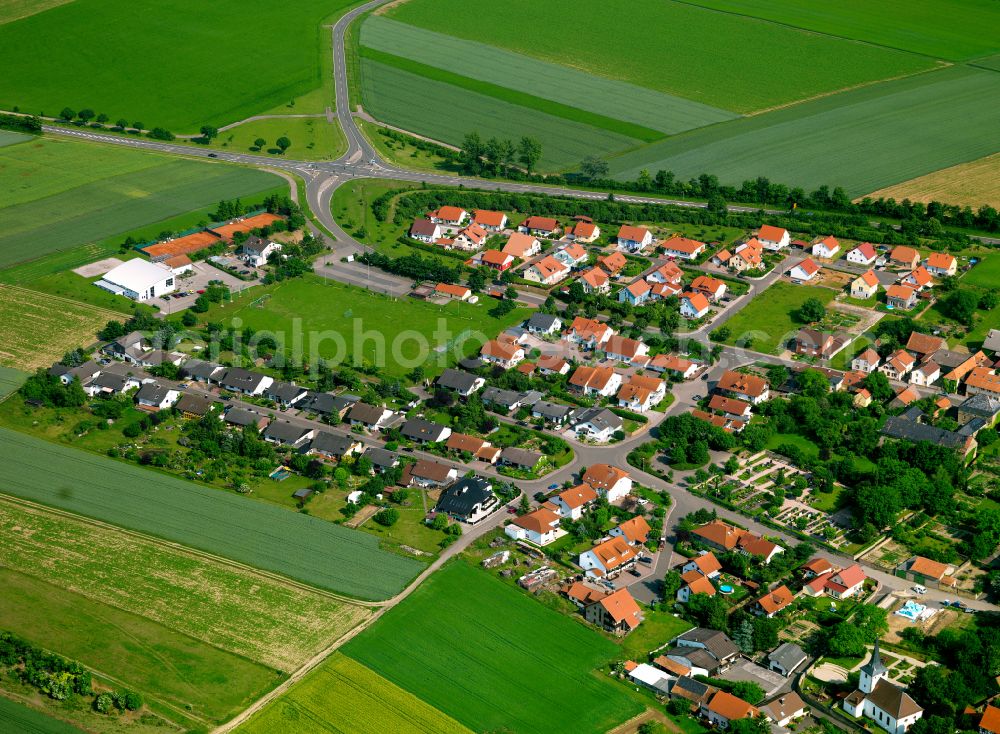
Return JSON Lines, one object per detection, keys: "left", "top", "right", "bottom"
{"left": 342, "top": 561, "right": 643, "bottom": 733}
{"left": 360, "top": 17, "right": 735, "bottom": 136}
{"left": 359, "top": 59, "right": 642, "bottom": 171}
{"left": 0, "top": 568, "right": 279, "bottom": 729}
{"left": 0, "top": 427, "right": 424, "bottom": 600}
{"left": 0, "top": 697, "right": 80, "bottom": 734}
{"left": 239, "top": 653, "right": 472, "bottom": 734}
{"left": 386, "top": 0, "right": 934, "bottom": 113}
{"left": 0, "top": 365, "right": 26, "bottom": 398}
{"left": 0, "top": 136, "right": 284, "bottom": 269}
{"left": 609, "top": 65, "right": 1000, "bottom": 196}
{"left": 203, "top": 274, "right": 531, "bottom": 378}
{"left": 683, "top": 0, "right": 1000, "bottom": 61}
{"left": 0, "top": 499, "right": 370, "bottom": 671}
{"left": 0, "top": 0, "right": 357, "bottom": 130}
{"left": 0, "top": 130, "right": 29, "bottom": 147}
{"left": 716, "top": 281, "right": 837, "bottom": 354}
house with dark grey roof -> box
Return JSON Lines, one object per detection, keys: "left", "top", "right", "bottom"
{"left": 669, "top": 675, "right": 717, "bottom": 707}
{"left": 224, "top": 407, "right": 269, "bottom": 430}
{"left": 481, "top": 387, "right": 526, "bottom": 412}
{"left": 768, "top": 642, "right": 808, "bottom": 677}
{"left": 531, "top": 400, "right": 573, "bottom": 425}
{"left": 264, "top": 381, "right": 308, "bottom": 407}
{"left": 401, "top": 417, "right": 452, "bottom": 444}
{"left": 436, "top": 368, "right": 485, "bottom": 396}
{"left": 364, "top": 447, "right": 399, "bottom": 473}
{"left": 217, "top": 367, "right": 273, "bottom": 395}
{"left": 348, "top": 402, "right": 394, "bottom": 431}
{"left": 134, "top": 381, "right": 179, "bottom": 410}
{"left": 435, "top": 476, "right": 498, "bottom": 524}
{"left": 526, "top": 313, "right": 562, "bottom": 336}
{"left": 180, "top": 359, "right": 224, "bottom": 383}
{"left": 49, "top": 360, "right": 101, "bottom": 385}
{"left": 263, "top": 421, "right": 315, "bottom": 447}
{"left": 882, "top": 410, "right": 975, "bottom": 454}
{"left": 673, "top": 628, "right": 740, "bottom": 672}
{"left": 308, "top": 431, "right": 362, "bottom": 460}
{"left": 459, "top": 356, "right": 486, "bottom": 370}
{"left": 101, "top": 331, "right": 150, "bottom": 364}
{"left": 571, "top": 407, "right": 623, "bottom": 443}
{"left": 500, "top": 447, "right": 543, "bottom": 470}
{"left": 175, "top": 392, "right": 220, "bottom": 417}
{"left": 958, "top": 393, "right": 1000, "bottom": 427}
{"left": 83, "top": 371, "right": 139, "bottom": 397}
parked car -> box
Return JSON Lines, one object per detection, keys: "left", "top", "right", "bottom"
{"left": 628, "top": 568, "right": 642, "bottom": 577}
{"left": 548, "top": 483, "right": 559, "bottom": 490}
{"left": 912, "top": 585, "right": 927, "bottom": 594}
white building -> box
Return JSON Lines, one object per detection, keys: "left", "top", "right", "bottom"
{"left": 96, "top": 259, "right": 176, "bottom": 301}
{"left": 843, "top": 641, "right": 923, "bottom": 734}
{"left": 504, "top": 507, "right": 563, "bottom": 546}
{"left": 757, "top": 225, "right": 790, "bottom": 251}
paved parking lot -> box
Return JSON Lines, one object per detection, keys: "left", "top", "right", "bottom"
{"left": 155, "top": 262, "right": 260, "bottom": 315}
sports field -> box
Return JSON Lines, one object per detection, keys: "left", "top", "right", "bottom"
{"left": 0, "top": 567, "right": 278, "bottom": 728}
{"left": 866, "top": 152, "right": 1000, "bottom": 209}
{"left": 0, "top": 696, "right": 80, "bottom": 734}
{"left": 205, "top": 274, "right": 531, "bottom": 377}
{"left": 682, "top": 0, "right": 1000, "bottom": 61}
{"left": 359, "top": 59, "right": 642, "bottom": 170}
{"left": 384, "top": 0, "right": 934, "bottom": 114}
{"left": 716, "top": 280, "right": 837, "bottom": 354}
{"left": 0, "top": 499, "right": 370, "bottom": 671}
{"left": 608, "top": 66, "right": 1000, "bottom": 196}
{"left": 239, "top": 653, "right": 472, "bottom": 734}
{"left": 0, "top": 136, "right": 284, "bottom": 269}
{"left": 0, "top": 427, "right": 424, "bottom": 600}
{"left": 0, "top": 0, "right": 356, "bottom": 130}
{"left": 342, "top": 561, "right": 643, "bottom": 733}
{"left": 0, "top": 284, "right": 124, "bottom": 369}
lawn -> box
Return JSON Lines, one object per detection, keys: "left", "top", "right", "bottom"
{"left": 342, "top": 561, "right": 643, "bottom": 733}
{"left": 0, "top": 284, "right": 125, "bottom": 370}
{"left": 359, "top": 58, "right": 642, "bottom": 171}
{"left": 206, "top": 116, "right": 347, "bottom": 160}
{"left": 0, "top": 0, "right": 357, "bottom": 131}
{"left": 0, "top": 499, "right": 370, "bottom": 671}
{"left": 0, "top": 697, "right": 81, "bottom": 734}
{"left": 617, "top": 608, "right": 692, "bottom": 661}
{"left": 682, "top": 0, "right": 1000, "bottom": 61}
{"left": 866, "top": 152, "right": 1000, "bottom": 209}
{"left": 238, "top": 653, "right": 472, "bottom": 734}
{"left": 360, "top": 16, "right": 734, "bottom": 137}
{"left": 961, "top": 253, "right": 1000, "bottom": 288}
{"left": 717, "top": 281, "right": 837, "bottom": 354}
{"left": 0, "top": 568, "right": 279, "bottom": 729}
{"left": 386, "top": 0, "right": 933, "bottom": 114}
{"left": 357, "top": 120, "right": 460, "bottom": 175}
{"left": 202, "top": 275, "right": 531, "bottom": 378}
{"left": 608, "top": 65, "right": 1000, "bottom": 196}
{"left": 0, "top": 136, "right": 284, "bottom": 269}
{"left": 0, "top": 427, "right": 424, "bottom": 600}
{"left": 766, "top": 433, "right": 820, "bottom": 460}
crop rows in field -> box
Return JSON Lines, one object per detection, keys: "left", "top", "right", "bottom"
{"left": 0, "top": 696, "right": 80, "bottom": 734}
{"left": 608, "top": 65, "right": 1000, "bottom": 196}
{"left": 361, "top": 16, "right": 735, "bottom": 136}
{"left": 0, "top": 427, "right": 424, "bottom": 600}
{"left": 0, "top": 284, "right": 120, "bottom": 369}
{"left": 239, "top": 653, "right": 472, "bottom": 734}
{"left": 0, "top": 366, "right": 26, "bottom": 397}
{"left": 0, "top": 499, "right": 370, "bottom": 670}
{"left": 385, "top": 0, "right": 934, "bottom": 114}
{"left": 343, "top": 561, "right": 642, "bottom": 733}
{"left": 866, "top": 152, "right": 1000, "bottom": 210}
{"left": 359, "top": 59, "right": 639, "bottom": 170}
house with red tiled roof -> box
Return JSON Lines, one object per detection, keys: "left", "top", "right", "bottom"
{"left": 889, "top": 246, "right": 920, "bottom": 270}
{"left": 617, "top": 224, "right": 654, "bottom": 253}
{"left": 812, "top": 235, "right": 841, "bottom": 259}
{"left": 569, "top": 365, "right": 622, "bottom": 397}
{"left": 789, "top": 258, "right": 821, "bottom": 283}
{"left": 585, "top": 587, "right": 643, "bottom": 635}
{"left": 965, "top": 366, "right": 1000, "bottom": 397}
{"left": 582, "top": 464, "right": 632, "bottom": 502}
{"left": 717, "top": 369, "right": 770, "bottom": 403}
{"left": 550, "top": 484, "right": 598, "bottom": 520}
{"left": 480, "top": 249, "right": 514, "bottom": 271}
{"left": 564, "top": 316, "right": 614, "bottom": 348}
{"left": 978, "top": 705, "right": 1000, "bottom": 734}
{"left": 518, "top": 216, "right": 559, "bottom": 237}
{"left": 680, "top": 291, "right": 711, "bottom": 319}
{"left": 472, "top": 209, "right": 507, "bottom": 231}
{"left": 563, "top": 580, "right": 607, "bottom": 608}
{"left": 453, "top": 223, "right": 488, "bottom": 250}
{"left": 649, "top": 354, "right": 699, "bottom": 379}
{"left": 618, "top": 278, "right": 652, "bottom": 306}
{"left": 553, "top": 242, "right": 588, "bottom": 268}
{"left": 886, "top": 284, "right": 918, "bottom": 310}
{"left": 480, "top": 339, "right": 524, "bottom": 369}
{"left": 524, "top": 255, "right": 570, "bottom": 285}
{"left": 847, "top": 242, "right": 878, "bottom": 265}
{"left": 690, "top": 275, "right": 727, "bottom": 302}
{"left": 851, "top": 270, "right": 880, "bottom": 299}
{"left": 579, "top": 267, "right": 610, "bottom": 294}
{"left": 925, "top": 252, "right": 957, "bottom": 277}
{"left": 852, "top": 348, "right": 881, "bottom": 373}
{"left": 505, "top": 506, "right": 563, "bottom": 546}
{"left": 755, "top": 584, "right": 794, "bottom": 617}
{"left": 708, "top": 394, "right": 752, "bottom": 420}
{"left": 903, "top": 266, "right": 934, "bottom": 291}
{"left": 568, "top": 220, "right": 601, "bottom": 243}
{"left": 677, "top": 570, "right": 717, "bottom": 602}
{"left": 758, "top": 225, "right": 790, "bottom": 250}
{"left": 618, "top": 374, "right": 666, "bottom": 412}
{"left": 648, "top": 261, "right": 683, "bottom": 285}
{"left": 880, "top": 349, "right": 915, "bottom": 380}
{"left": 435, "top": 283, "right": 471, "bottom": 300}
{"left": 729, "top": 239, "right": 764, "bottom": 271}
{"left": 682, "top": 552, "right": 723, "bottom": 579}
{"left": 502, "top": 232, "right": 541, "bottom": 259}
{"left": 662, "top": 236, "right": 707, "bottom": 260}
{"left": 598, "top": 251, "right": 628, "bottom": 275}
{"left": 603, "top": 335, "right": 649, "bottom": 363}
{"left": 579, "top": 536, "right": 638, "bottom": 579}
{"left": 427, "top": 206, "right": 468, "bottom": 226}
{"left": 612, "top": 516, "right": 652, "bottom": 545}
{"left": 701, "top": 691, "right": 759, "bottom": 729}
{"left": 536, "top": 353, "right": 570, "bottom": 375}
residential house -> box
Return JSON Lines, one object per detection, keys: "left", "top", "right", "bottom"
{"left": 445, "top": 432, "right": 495, "bottom": 462}
{"left": 569, "top": 365, "right": 622, "bottom": 397}
{"left": 480, "top": 339, "right": 525, "bottom": 369}
{"left": 910, "top": 360, "right": 940, "bottom": 387}
{"left": 427, "top": 206, "right": 468, "bottom": 226}
{"left": 618, "top": 278, "right": 651, "bottom": 306}
{"left": 677, "top": 570, "right": 718, "bottom": 603}
{"left": 299, "top": 390, "right": 358, "bottom": 420}
{"left": 617, "top": 224, "right": 654, "bottom": 253}
{"left": 550, "top": 484, "right": 598, "bottom": 520}
{"left": 435, "top": 282, "right": 471, "bottom": 300}
{"left": 501, "top": 232, "right": 541, "bottom": 260}
{"left": 401, "top": 417, "right": 452, "bottom": 444}
{"left": 480, "top": 249, "right": 514, "bottom": 271}
{"left": 223, "top": 407, "right": 269, "bottom": 430}
{"left": 896, "top": 556, "right": 954, "bottom": 589}
{"left": 763, "top": 693, "right": 807, "bottom": 727}
{"left": 524, "top": 255, "right": 570, "bottom": 285}
{"left": 812, "top": 235, "right": 840, "bottom": 259}
{"left": 728, "top": 239, "right": 764, "bottom": 272}
{"left": 436, "top": 368, "right": 485, "bottom": 396}
{"left": 768, "top": 643, "right": 808, "bottom": 677}
{"left": 505, "top": 507, "right": 562, "bottom": 545}
{"left": 682, "top": 552, "right": 722, "bottom": 579}
{"left": 880, "top": 349, "right": 915, "bottom": 380}
{"left": 789, "top": 258, "right": 821, "bottom": 283}
{"left": 532, "top": 400, "right": 573, "bottom": 425}
{"left": 853, "top": 348, "right": 881, "bottom": 373}
{"left": 406, "top": 459, "right": 459, "bottom": 489}
{"left": 578, "top": 536, "right": 638, "bottom": 579}
{"left": 364, "top": 447, "right": 399, "bottom": 473}
{"left": 903, "top": 266, "right": 934, "bottom": 291}
{"left": 886, "top": 284, "right": 918, "bottom": 310}
{"left": 673, "top": 627, "right": 740, "bottom": 674}
{"left": 101, "top": 331, "right": 150, "bottom": 364}
{"left": 796, "top": 328, "right": 838, "bottom": 359}
{"left": 847, "top": 242, "right": 878, "bottom": 265}
{"left": 239, "top": 236, "right": 282, "bottom": 266}
{"left": 216, "top": 367, "right": 273, "bottom": 396}
{"left": 348, "top": 402, "right": 395, "bottom": 431}
{"left": 680, "top": 292, "right": 711, "bottom": 319}
{"left": 978, "top": 705, "right": 1000, "bottom": 734}
{"left": 579, "top": 267, "right": 610, "bottom": 294}
{"left": 263, "top": 421, "right": 315, "bottom": 447}
{"left": 471, "top": 209, "right": 507, "bottom": 231}
{"left": 180, "top": 359, "right": 223, "bottom": 384}
{"left": 563, "top": 580, "right": 607, "bottom": 608}
{"left": 481, "top": 387, "right": 527, "bottom": 412}
{"left": 758, "top": 225, "right": 790, "bottom": 250}
{"left": 553, "top": 242, "right": 588, "bottom": 268}
{"left": 648, "top": 261, "right": 683, "bottom": 285}
{"left": 564, "top": 316, "right": 613, "bottom": 348}
{"left": 905, "top": 331, "right": 945, "bottom": 358}
{"left": 603, "top": 335, "right": 649, "bottom": 364}
{"left": 582, "top": 464, "right": 632, "bottom": 502}
{"left": 692, "top": 520, "right": 783, "bottom": 563}
{"left": 264, "top": 381, "right": 308, "bottom": 408}
{"left": 618, "top": 374, "right": 666, "bottom": 412}
{"left": 518, "top": 216, "right": 558, "bottom": 237}
{"left": 584, "top": 588, "right": 643, "bottom": 635}
{"left": 958, "top": 393, "right": 1000, "bottom": 427}
{"left": 536, "top": 354, "right": 570, "bottom": 375}
{"left": 435, "top": 476, "right": 497, "bottom": 523}
{"left": 889, "top": 246, "right": 921, "bottom": 270}
{"left": 708, "top": 394, "right": 752, "bottom": 421}
{"left": 754, "top": 585, "right": 794, "bottom": 617}
{"left": 598, "top": 251, "right": 629, "bottom": 276}
{"left": 662, "top": 236, "right": 706, "bottom": 260}
{"left": 805, "top": 563, "right": 867, "bottom": 599}
{"left": 925, "top": 252, "right": 957, "bottom": 277}
{"left": 571, "top": 407, "right": 623, "bottom": 442}
{"left": 717, "top": 370, "right": 770, "bottom": 403}
{"left": 568, "top": 220, "right": 601, "bottom": 243}
{"left": 852, "top": 270, "right": 880, "bottom": 299}
{"left": 49, "top": 360, "right": 101, "bottom": 386}
{"left": 669, "top": 675, "right": 717, "bottom": 708}
{"left": 500, "top": 447, "right": 543, "bottom": 472}
{"left": 134, "top": 381, "right": 179, "bottom": 410}
{"left": 649, "top": 354, "right": 698, "bottom": 379}
{"left": 701, "top": 691, "right": 759, "bottom": 729}
{"left": 842, "top": 641, "right": 923, "bottom": 734}
{"left": 691, "top": 275, "right": 727, "bottom": 302}
{"left": 409, "top": 219, "right": 441, "bottom": 243}
{"left": 966, "top": 367, "right": 1000, "bottom": 397}
{"left": 308, "top": 431, "right": 362, "bottom": 461}
{"left": 611, "top": 516, "right": 652, "bottom": 546}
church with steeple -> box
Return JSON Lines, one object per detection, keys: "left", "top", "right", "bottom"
{"left": 843, "top": 639, "right": 923, "bottom": 734}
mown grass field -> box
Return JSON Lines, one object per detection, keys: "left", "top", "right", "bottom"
{"left": 0, "top": 0, "right": 356, "bottom": 130}
{"left": 717, "top": 281, "right": 837, "bottom": 354}
{"left": 0, "top": 427, "right": 424, "bottom": 600}
{"left": 385, "top": 0, "right": 934, "bottom": 114}
{"left": 608, "top": 66, "right": 1000, "bottom": 196}
{"left": 962, "top": 254, "right": 1000, "bottom": 289}
{"left": 360, "top": 16, "right": 734, "bottom": 137}
{"left": 359, "top": 58, "right": 641, "bottom": 171}
{"left": 0, "top": 567, "right": 279, "bottom": 728}
{"left": 682, "top": 0, "right": 1000, "bottom": 61}
{"left": 208, "top": 116, "right": 346, "bottom": 160}
{"left": 0, "top": 696, "right": 80, "bottom": 734}
{"left": 0, "top": 284, "right": 124, "bottom": 369}
{"left": 0, "top": 499, "right": 370, "bottom": 671}
{"left": 203, "top": 274, "right": 531, "bottom": 378}
{"left": 239, "top": 653, "right": 472, "bottom": 734}
{"left": 342, "top": 561, "right": 643, "bottom": 733}
{"left": 0, "top": 136, "right": 284, "bottom": 269}
{"left": 866, "top": 152, "right": 1000, "bottom": 209}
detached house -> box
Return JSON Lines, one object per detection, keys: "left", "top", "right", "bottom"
{"left": 691, "top": 275, "right": 727, "bottom": 302}
{"left": 795, "top": 328, "right": 839, "bottom": 359}
{"left": 553, "top": 242, "right": 588, "bottom": 268}
{"left": 886, "top": 284, "right": 918, "bottom": 310}
{"left": 618, "top": 278, "right": 651, "bottom": 306}
{"left": 680, "top": 292, "right": 711, "bottom": 319}
{"left": 650, "top": 354, "right": 698, "bottom": 379}
{"left": 569, "top": 365, "right": 622, "bottom": 397}
{"left": 846, "top": 242, "right": 878, "bottom": 265}
{"left": 757, "top": 225, "right": 790, "bottom": 251}
{"left": 579, "top": 536, "right": 638, "bottom": 579}
{"left": 617, "top": 225, "right": 654, "bottom": 253}
{"left": 526, "top": 313, "right": 562, "bottom": 336}
{"left": 717, "top": 370, "right": 769, "bottom": 403}
{"left": 436, "top": 368, "right": 485, "bottom": 396}
{"left": 524, "top": 255, "right": 570, "bottom": 285}
{"left": 851, "top": 270, "right": 880, "bottom": 299}
{"left": 480, "top": 339, "right": 525, "bottom": 369}
{"left": 454, "top": 223, "right": 488, "bottom": 250}
{"left": 603, "top": 335, "right": 649, "bottom": 363}
{"left": 789, "top": 258, "right": 820, "bottom": 283}
{"left": 879, "top": 350, "right": 915, "bottom": 380}
{"left": 135, "top": 381, "right": 179, "bottom": 411}
{"left": 217, "top": 367, "right": 273, "bottom": 396}
{"left": 618, "top": 374, "right": 666, "bottom": 412}
{"left": 585, "top": 588, "right": 643, "bottom": 635}
{"left": 472, "top": 209, "right": 507, "bottom": 232}
{"left": 565, "top": 316, "right": 613, "bottom": 348}
{"left": 579, "top": 267, "right": 610, "bottom": 294}
{"left": 409, "top": 219, "right": 442, "bottom": 243}
{"left": 239, "top": 236, "right": 282, "bottom": 267}
{"left": 611, "top": 516, "right": 652, "bottom": 546}
{"left": 903, "top": 266, "right": 933, "bottom": 291}
{"left": 889, "top": 246, "right": 921, "bottom": 270}
{"left": 505, "top": 507, "right": 562, "bottom": 546}
{"left": 435, "top": 476, "right": 497, "bottom": 524}
{"left": 550, "top": 484, "right": 598, "bottom": 520}
{"left": 263, "top": 421, "right": 315, "bottom": 448}
{"left": 502, "top": 232, "right": 542, "bottom": 259}
{"left": 582, "top": 464, "right": 632, "bottom": 502}
{"left": 812, "top": 235, "right": 841, "bottom": 259}
{"left": 925, "top": 252, "right": 957, "bottom": 277}
{"left": 568, "top": 220, "right": 601, "bottom": 243}
{"left": 910, "top": 360, "right": 940, "bottom": 387}
{"left": 427, "top": 206, "right": 468, "bottom": 226}
{"left": 435, "top": 282, "right": 471, "bottom": 300}
{"left": 661, "top": 236, "right": 706, "bottom": 260}
{"left": 401, "top": 417, "right": 452, "bottom": 444}
{"left": 754, "top": 584, "right": 794, "bottom": 618}
{"left": 407, "top": 459, "right": 458, "bottom": 488}
{"left": 702, "top": 691, "right": 759, "bottom": 729}
{"left": 518, "top": 216, "right": 559, "bottom": 237}
{"left": 571, "top": 407, "right": 623, "bottom": 442}
{"left": 480, "top": 249, "right": 514, "bottom": 271}
{"left": 852, "top": 348, "right": 881, "bottom": 373}
{"left": 348, "top": 402, "right": 395, "bottom": 431}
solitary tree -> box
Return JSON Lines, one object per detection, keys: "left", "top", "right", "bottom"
{"left": 517, "top": 136, "right": 542, "bottom": 173}
{"left": 275, "top": 136, "right": 291, "bottom": 153}
{"left": 797, "top": 296, "right": 826, "bottom": 323}
{"left": 59, "top": 107, "right": 75, "bottom": 121}
{"left": 199, "top": 125, "right": 219, "bottom": 141}
{"left": 253, "top": 137, "right": 266, "bottom": 151}
{"left": 132, "top": 121, "right": 144, "bottom": 131}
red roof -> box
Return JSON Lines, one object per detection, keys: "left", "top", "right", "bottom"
{"left": 852, "top": 242, "right": 877, "bottom": 260}
{"left": 472, "top": 209, "right": 506, "bottom": 227}
{"left": 521, "top": 216, "right": 558, "bottom": 232}
{"left": 758, "top": 225, "right": 787, "bottom": 243}
{"left": 618, "top": 224, "right": 650, "bottom": 243}
{"left": 662, "top": 236, "right": 706, "bottom": 255}
{"left": 796, "top": 258, "right": 820, "bottom": 275}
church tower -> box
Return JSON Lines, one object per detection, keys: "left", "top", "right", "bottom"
{"left": 859, "top": 638, "right": 888, "bottom": 694}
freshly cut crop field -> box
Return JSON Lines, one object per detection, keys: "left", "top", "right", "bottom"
{"left": 0, "top": 137, "right": 283, "bottom": 269}
{"left": 0, "top": 696, "right": 80, "bottom": 734}
{"left": 239, "top": 653, "right": 472, "bottom": 734}
{"left": 683, "top": 0, "right": 1000, "bottom": 61}
{"left": 0, "top": 427, "right": 424, "bottom": 600}
{"left": 360, "top": 16, "right": 735, "bottom": 136}
{"left": 343, "top": 561, "right": 642, "bottom": 733}
{"left": 360, "top": 59, "right": 640, "bottom": 170}
{"left": 609, "top": 66, "right": 1000, "bottom": 196}
{"left": 385, "top": 0, "right": 934, "bottom": 113}
{"left": 0, "top": 568, "right": 278, "bottom": 727}
{"left": 0, "top": 498, "right": 371, "bottom": 671}
{"left": 0, "top": 284, "right": 123, "bottom": 369}
{"left": 0, "top": 0, "right": 356, "bottom": 130}
{"left": 866, "top": 152, "right": 1000, "bottom": 210}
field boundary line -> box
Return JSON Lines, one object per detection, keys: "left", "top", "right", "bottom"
{"left": 0, "top": 282, "right": 130, "bottom": 320}
{"left": 0, "top": 494, "right": 385, "bottom": 609}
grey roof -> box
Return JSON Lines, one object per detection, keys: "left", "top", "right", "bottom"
{"left": 435, "top": 476, "right": 495, "bottom": 517}
{"left": 958, "top": 417, "right": 986, "bottom": 436}
{"left": 365, "top": 447, "right": 398, "bottom": 468}
{"left": 113, "top": 331, "right": 146, "bottom": 349}
{"left": 983, "top": 328, "right": 1000, "bottom": 353}
{"left": 501, "top": 447, "right": 542, "bottom": 468}
{"left": 882, "top": 415, "right": 968, "bottom": 449}
{"left": 410, "top": 219, "right": 439, "bottom": 237}
{"left": 527, "top": 313, "right": 562, "bottom": 331}
{"left": 768, "top": 642, "right": 807, "bottom": 672}
{"left": 88, "top": 372, "right": 134, "bottom": 391}
{"left": 959, "top": 392, "right": 1000, "bottom": 419}
{"left": 301, "top": 391, "right": 337, "bottom": 414}
{"left": 860, "top": 640, "right": 888, "bottom": 679}
{"left": 402, "top": 417, "right": 449, "bottom": 442}
{"left": 519, "top": 390, "right": 545, "bottom": 407}
{"left": 437, "top": 368, "right": 481, "bottom": 393}
{"left": 175, "top": 392, "right": 219, "bottom": 416}
{"left": 263, "top": 421, "right": 311, "bottom": 444}
{"left": 572, "top": 407, "right": 624, "bottom": 432}
{"left": 927, "top": 348, "right": 967, "bottom": 369}
{"left": 667, "top": 646, "right": 720, "bottom": 673}
{"left": 50, "top": 360, "right": 101, "bottom": 380}
{"left": 676, "top": 628, "right": 740, "bottom": 662}
{"left": 671, "top": 675, "right": 713, "bottom": 702}
{"left": 135, "top": 381, "right": 172, "bottom": 404}
{"left": 240, "top": 235, "right": 272, "bottom": 256}
{"left": 459, "top": 356, "right": 486, "bottom": 370}
{"left": 867, "top": 678, "right": 922, "bottom": 719}
{"left": 533, "top": 400, "right": 572, "bottom": 420}
{"left": 266, "top": 381, "right": 307, "bottom": 403}
{"left": 309, "top": 431, "right": 358, "bottom": 457}
{"left": 349, "top": 402, "right": 387, "bottom": 424}
{"left": 181, "top": 359, "right": 223, "bottom": 380}
{"left": 481, "top": 387, "right": 524, "bottom": 409}
{"left": 218, "top": 367, "right": 269, "bottom": 391}
{"left": 225, "top": 407, "right": 262, "bottom": 426}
